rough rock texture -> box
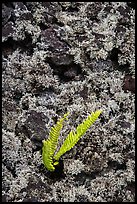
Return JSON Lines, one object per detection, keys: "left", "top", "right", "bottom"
{"left": 2, "top": 2, "right": 135, "bottom": 202}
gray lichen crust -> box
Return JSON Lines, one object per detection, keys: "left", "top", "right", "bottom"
{"left": 2, "top": 2, "right": 135, "bottom": 202}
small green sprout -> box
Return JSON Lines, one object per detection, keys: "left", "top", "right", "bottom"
{"left": 42, "top": 110, "right": 102, "bottom": 172}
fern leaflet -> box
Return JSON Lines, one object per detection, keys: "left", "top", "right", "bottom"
{"left": 42, "top": 112, "right": 69, "bottom": 171}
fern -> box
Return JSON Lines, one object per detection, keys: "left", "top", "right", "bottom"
{"left": 42, "top": 112, "right": 69, "bottom": 171}
{"left": 54, "top": 110, "right": 102, "bottom": 161}
{"left": 42, "top": 110, "right": 102, "bottom": 171}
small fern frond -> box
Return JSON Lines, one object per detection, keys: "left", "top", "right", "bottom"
{"left": 42, "top": 112, "right": 69, "bottom": 171}
{"left": 54, "top": 110, "right": 102, "bottom": 161}
{"left": 42, "top": 140, "right": 55, "bottom": 171}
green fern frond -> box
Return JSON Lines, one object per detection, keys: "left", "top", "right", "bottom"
{"left": 42, "top": 112, "right": 69, "bottom": 171}
{"left": 53, "top": 110, "right": 102, "bottom": 161}
{"left": 42, "top": 140, "right": 55, "bottom": 171}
